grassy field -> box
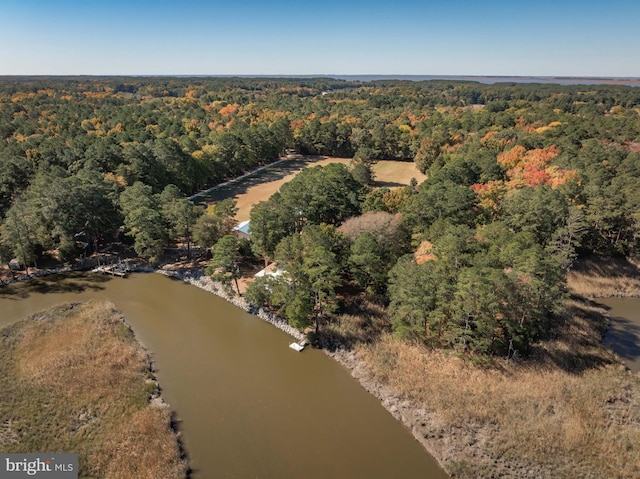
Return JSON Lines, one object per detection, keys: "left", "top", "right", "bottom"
{"left": 322, "top": 260, "right": 640, "bottom": 479}
{"left": 0, "top": 301, "right": 187, "bottom": 479}
{"left": 195, "top": 156, "right": 426, "bottom": 221}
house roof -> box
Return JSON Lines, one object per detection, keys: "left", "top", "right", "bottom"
{"left": 255, "top": 262, "right": 285, "bottom": 278}
{"left": 233, "top": 220, "right": 251, "bottom": 235}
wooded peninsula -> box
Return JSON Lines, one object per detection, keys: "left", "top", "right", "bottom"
{"left": 1, "top": 76, "right": 639, "bottom": 477}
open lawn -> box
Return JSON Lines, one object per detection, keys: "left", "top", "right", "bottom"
{"left": 194, "top": 156, "right": 426, "bottom": 222}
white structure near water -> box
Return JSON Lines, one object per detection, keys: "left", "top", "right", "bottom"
{"left": 232, "top": 220, "right": 251, "bottom": 239}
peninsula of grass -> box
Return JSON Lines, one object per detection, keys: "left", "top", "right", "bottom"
{"left": 0, "top": 301, "right": 187, "bottom": 479}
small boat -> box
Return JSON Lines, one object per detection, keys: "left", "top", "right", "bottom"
{"left": 289, "top": 342, "right": 305, "bottom": 352}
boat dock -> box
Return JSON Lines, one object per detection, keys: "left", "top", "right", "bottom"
{"left": 289, "top": 341, "right": 306, "bottom": 352}
{"left": 92, "top": 261, "right": 131, "bottom": 277}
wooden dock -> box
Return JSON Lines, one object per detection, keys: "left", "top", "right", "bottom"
{"left": 92, "top": 262, "right": 131, "bottom": 277}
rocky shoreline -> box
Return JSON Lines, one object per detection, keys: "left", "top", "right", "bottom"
{"left": 153, "top": 267, "right": 306, "bottom": 343}
{"left": 154, "top": 266, "right": 455, "bottom": 476}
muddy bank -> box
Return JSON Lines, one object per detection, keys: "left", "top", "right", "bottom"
{"left": 325, "top": 349, "right": 453, "bottom": 465}
{"left": 325, "top": 348, "right": 553, "bottom": 479}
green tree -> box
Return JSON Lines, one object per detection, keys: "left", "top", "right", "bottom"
{"left": 0, "top": 199, "right": 38, "bottom": 274}
{"left": 349, "top": 232, "right": 388, "bottom": 296}
{"left": 23, "top": 169, "right": 121, "bottom": 259}
{"left": 271, "top": 226, "right": 342, "bottom": 331}
{"left": 160, "top": 185, "right": 203, "bottom": 258}
{"left": 278, "top": 163, "right": 361, "bottom": 226}
{"left": 351, "top": 160, "right": 375, "bottom": 186}
{"left": 401, "top": 180, "right": 478, "bottom": 233}
{"left": 500, "top": 185, "right": 569, "bottom": 246}
{"left": 193, "top": 199, "right": 238, "bottom": 251}
{"left": 388, "top": 256, "right": 439, "bottom": 340}
{"left": 414, "top": 136, "right": 441, "bottom": 174}
{"left": 207, "top": 235, "right": 241, "bottom": 295}
{"left": 120, "top": 182, "right": 168, "bottom": 263}
{"left": 249, "top": 193, "right": 300, "bottom": 264}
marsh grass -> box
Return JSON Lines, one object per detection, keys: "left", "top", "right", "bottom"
{"left": 359, "top": 334, "right": 639, "bottom": 477}
{"left": 0, "top": 301, "right": 187, "bottom": 478}
{"left": 568, "top": 256, "right": 640, "bottom": 298}
{"left": 337, "top": 258, "right": 640, "bottom": 478}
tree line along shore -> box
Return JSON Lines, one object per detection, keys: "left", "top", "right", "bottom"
{"left": 1, "top": 76, "right": 640, "bottom": 477}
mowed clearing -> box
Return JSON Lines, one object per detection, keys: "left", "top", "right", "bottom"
{"left": 195, "top": 156, "right": 426, "bottom": 221}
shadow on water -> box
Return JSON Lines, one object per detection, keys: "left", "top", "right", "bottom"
{"left": 168, "top": 411, "right": 194, "bottom": 478}
{"left": 591, "top": 297, "right": 640, "bottom": 373}
{"left": 603, "top": 315, "right": 640, "bottom": 364}
{"left": 534, "top": 297, "right": 617, "bottom": 374}
{"left": 0, "top": 272, "right": 112, "bottom": 300}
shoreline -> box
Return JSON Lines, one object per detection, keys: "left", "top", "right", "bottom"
{"left": 4, "top": 261, "right": 638, "bottom": 477}
{"left": 0, "top": 301, "right": 187, "bottom": 477}
{"left": 325, "top": 347, "right": 455, "bottom": 473}
{"left": 153, "top": 267, "right": 305, "bottom": 342}
{"left": 159, "top": 264, "right": 640, "bottom": 478}
{"left": 153, "top": 266, "right": 452, "bottom": 475}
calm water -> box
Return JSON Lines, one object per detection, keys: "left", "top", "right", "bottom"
{"left": 0, "top": 273, "right": 448, "bottom": 478}
{"left": 600, "top": 297, "right": 640, "bottom": 374}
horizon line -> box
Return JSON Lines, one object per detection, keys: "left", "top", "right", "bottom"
{"left": 0, "top": 73, "right": 639, "bottom": 78}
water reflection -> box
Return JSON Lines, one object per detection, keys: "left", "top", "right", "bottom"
{"left": 0, "top": 272, "right": 110, "bottom": 299}
{"left": 600, "top": 298, "right": 640, "bottom": 374}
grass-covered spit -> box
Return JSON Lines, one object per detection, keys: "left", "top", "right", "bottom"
{"left": 0, "top": 301, "right": 187, "bottom": 478}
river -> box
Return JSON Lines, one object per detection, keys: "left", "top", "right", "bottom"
{"left": 0, "top": 272, "right": 448, "bottom": 478}
{"left": 600, "top": 297, "right": 640, "bottom": 374}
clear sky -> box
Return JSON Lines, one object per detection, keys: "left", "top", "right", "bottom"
{"left": 2, "top": 0, "right": 639, "bottom": 76}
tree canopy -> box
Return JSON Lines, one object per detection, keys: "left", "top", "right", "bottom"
{"left": 2, "top": 76, "right": 640, "bottom": 358}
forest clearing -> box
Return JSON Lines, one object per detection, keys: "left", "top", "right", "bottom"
{"left": 194, "top": 156, "right": 426, "bottom": 221}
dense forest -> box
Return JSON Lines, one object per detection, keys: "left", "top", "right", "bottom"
{"left": 2, "top": 76, "right": 640, "bottom": 358}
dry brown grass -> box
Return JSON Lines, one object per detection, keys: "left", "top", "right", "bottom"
{"left": 568, "top": 256, "right": 640, "bottom": 298}
{"left": 91, "top": 405, "right": 186, "bottom": 479}
{"left": 340, "top": 287, "right": 640, "bottom": 478}
{"left": 0, "top": 301, "right": 187, "bottom": 478}
{"left": 325, "top": 254, "right": 640, "bottom": 477}
{"left": 199, "top": 156, "right": 426, "bottom": 221}
{"left": 319, "top": 299, "right": 390, "bottom": 349}
{"left": 358, "top": 335, "right": 640, "bottom": 478}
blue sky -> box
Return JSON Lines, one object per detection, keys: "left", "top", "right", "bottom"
{"left": 2, "top": 0, "right": 639, "bottom": 76}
